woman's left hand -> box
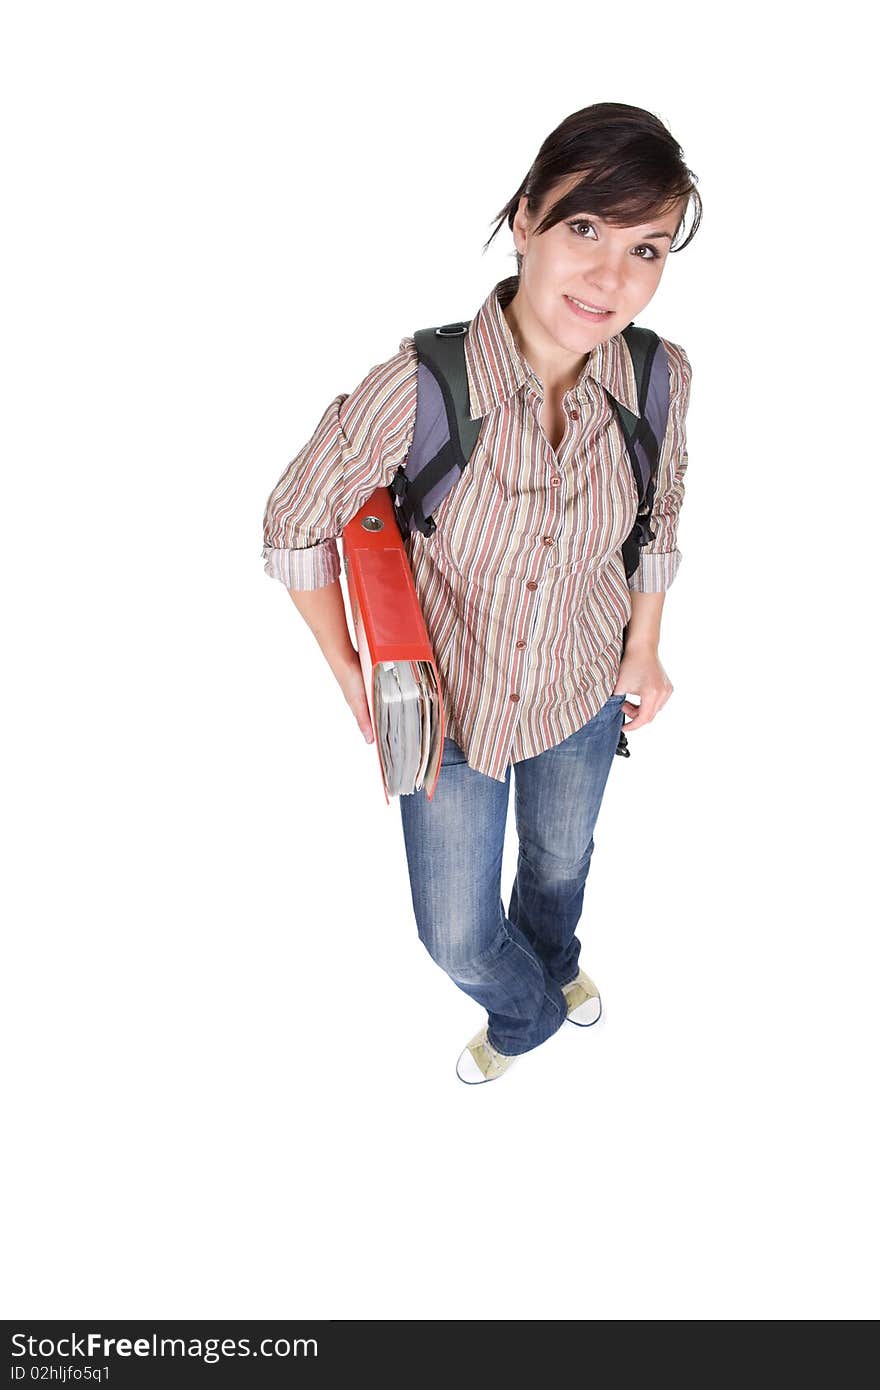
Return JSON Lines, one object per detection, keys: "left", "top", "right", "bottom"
{"left": 613, "top": 646, "right": 674, "bottom": 732}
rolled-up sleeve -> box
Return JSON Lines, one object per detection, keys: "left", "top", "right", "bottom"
{"left": 627, "top": 339, "right": 693, "bottom": 594}
{"left": 261, "top": 337, "right": 419, "bottom": 591}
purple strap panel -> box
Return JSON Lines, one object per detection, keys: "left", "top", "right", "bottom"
{"left": 631, "top": 341, "right": 670, "bottom": 518}
{"left": 404, "top": 361, "right": 459, "bottom": 520}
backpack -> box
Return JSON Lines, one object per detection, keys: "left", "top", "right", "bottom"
{"left": 388, "top": 318, "right": 670, "bottom": 758}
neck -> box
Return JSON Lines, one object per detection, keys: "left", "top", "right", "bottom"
{"left": 501, "top": 288, "right": 588, "bottom": 399}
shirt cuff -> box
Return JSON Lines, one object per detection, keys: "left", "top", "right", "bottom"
{"left": 627, "top": 549, "right": 681, "bottom": 593}
{"left": 261, "top": 539, "right": 341, "bottom": 590}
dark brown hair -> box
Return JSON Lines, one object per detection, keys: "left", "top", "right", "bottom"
{"left": 484, "top": 102, "right": 702, "bottom": 275}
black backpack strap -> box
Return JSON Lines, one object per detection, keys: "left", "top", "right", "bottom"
{"left": 611, "top": 324, "right": 671, "bottom": 758}
{"left": 614, "top": 324, "right": 670, "bottom": 580}
{"left": 389, "top": 322, "right": 483, "bottom": 540}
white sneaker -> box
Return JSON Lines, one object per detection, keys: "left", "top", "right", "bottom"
{"left": 562, "top": 969, "right": 602, "bottom": 1027}
{"left": 456, "top": 1025, "right": 518, "bottom": 1084}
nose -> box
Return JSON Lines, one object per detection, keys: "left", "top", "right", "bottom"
{"left": 582, "top": 271, "right": 622, "bottom": 301}
{"left": 581, "top": 252, "right": 626, "bottom": 300}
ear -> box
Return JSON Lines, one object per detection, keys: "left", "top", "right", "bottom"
{"left": 513, "top": 194, "right": 531, "bottom": 255}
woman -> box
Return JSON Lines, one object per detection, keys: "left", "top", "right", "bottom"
{"left": 262, "top": 102, "right": 701, "bottom": 1086}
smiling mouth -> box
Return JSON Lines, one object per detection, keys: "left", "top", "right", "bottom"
{"left": 565, "top": 294, "right": 613, "bottom": 314}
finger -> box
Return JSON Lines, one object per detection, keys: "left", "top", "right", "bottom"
{"left": 622, "top": 701, "right": 652, "bottom": 730}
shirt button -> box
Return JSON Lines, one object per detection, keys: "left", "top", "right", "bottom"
{"left": 526, "top": 580, "right": 538, "bottom": 591}
{"left": 542, "top": 536, "right": 555, "bottom": 546}
{"left": 515, "top": 640, "right": 526, "bottom": 649}
{"left": 510, "top": 692, "right": 520, "bottom": 701}
{"left": 550, "top": 475, "right": 561, "bottom": 486}
{"left": 568, "top": 408, "right": 579, "bottom": 419}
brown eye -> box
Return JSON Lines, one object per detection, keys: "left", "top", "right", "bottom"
{"left": 567, "top": 219, "right": 598, "bottom": 239}
{"left": 569, "top": 220, "right": 661, "bottom": 261}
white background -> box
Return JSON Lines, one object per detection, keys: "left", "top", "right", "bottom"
{"left": 2, "top": 0, "right": 876, "bottom": 1321}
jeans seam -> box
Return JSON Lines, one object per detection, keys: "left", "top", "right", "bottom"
{"left": 496, "top": 915, "right": 568, "bottom": 1028}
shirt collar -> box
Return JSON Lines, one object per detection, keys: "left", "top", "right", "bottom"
{"left": 465, "top": 274, "right": 641, "bottom": 421}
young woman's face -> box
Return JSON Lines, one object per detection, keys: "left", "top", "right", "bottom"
{"left": 512, "top": 174, "right": 685, "bottom": 353}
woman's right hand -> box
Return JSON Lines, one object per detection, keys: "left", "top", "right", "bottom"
{"left": 336, "top": 653, "right": 375, "bottom": 744}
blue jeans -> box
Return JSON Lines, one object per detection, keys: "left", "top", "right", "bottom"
{"left": 398, "top": 692, "right": 626, "bottom": 1056}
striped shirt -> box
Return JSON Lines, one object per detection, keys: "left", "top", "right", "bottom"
{"left": 262, "top": 274, "right": 692, "bottom": 783}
